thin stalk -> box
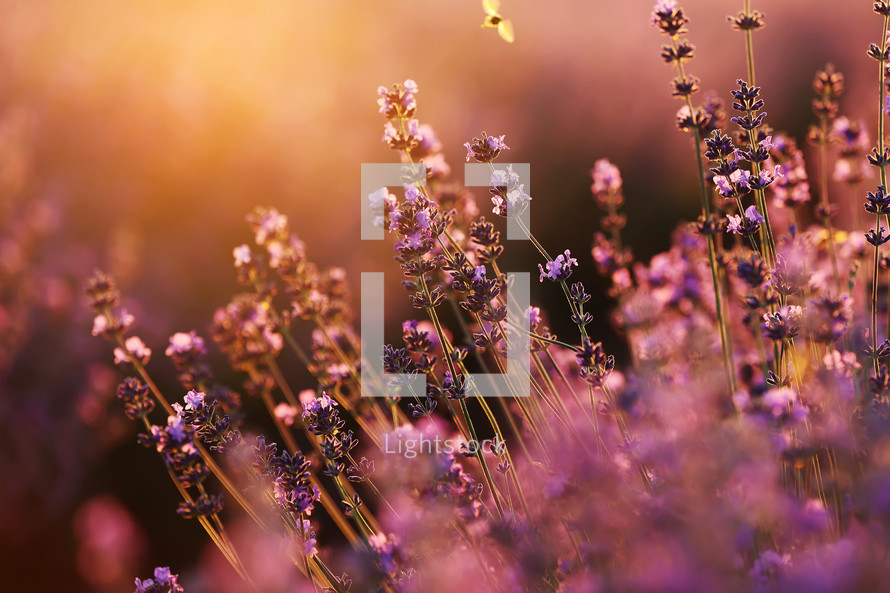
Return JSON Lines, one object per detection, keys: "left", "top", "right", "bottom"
{"left": 743, "top": 0, "right": 756, "bottom": 87}
{"left": 817, "top": 121, "right": 841, "bottom": 292}
{"left": 459, "top": 398, "right": 505, "bottom": 518}
{"left": 879, "top": 14, "right": 890, "bottom": 338}
{"left": 673, "top": 42, "right": 738, "bottom": 394}
{"left": 103, "top": 315, "right": 266, "bottom": 528}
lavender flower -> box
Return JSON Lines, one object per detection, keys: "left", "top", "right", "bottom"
{"left": 768, "top": 133, "right": 812, "bottom": 207}
{"left": 134, "top": 566, "right": 184, "bottom": 593}
{"left": 233, "top": 244, "right": 252, "bottom": 267}
{"left": 116, "top": 377, "right": 155, "bottom": 420}
{"left": 378, "top": 80, "right": 422, "bottom": 151}
{"left": 91, "top": 309, "right": 134, "bottom": 339}
{"left": 761, "top": 305, "right": 804, "bottom": 341}
{"left": 726, "top": 205, "right": 765, "bottom": 236}
{"left": 368, "top": 532, "right": 402, "bottom": 578}
{"left": 390, "top": 186, "right": 444, "bottom": 259}
{"left": 301, "top": 391, "right": 344, "bottom": 436}
{"left": 211, "top": 295, "right": 283, "bottom": 369}
{"left": 85, "top": 270, "right": 120, "bottom": 311}
{"left": 489, "top": 164, "right": 531, "bottom": 217}
{"left": 650, "top": 0, "right": 687, "bottom": 37}
{"left": 252, "top": 436, "right": 320, "bottom": 515}
{"left": 806, "top": 295, "right": 853, "bottom": 343}
{"left": 865, "top": 185, "right": 890, "bottom": 214}
{"left": 248, "top": 207, "right": 288, "bottom": 246}
{"left": 590, "top": 158, "right": 622, "bottom": 196}
{"left": 368, "top": 187, "right": 397, "bottom": 228}
{"left": 165, "top": 331, "right": 211, "bottom": 389}
{"left": 464, "top": 132, "right": 509, "bottom": 163}
{"left": 113, "top": 336, "right": 152, "bottom": 367}
{"left": 538, "top": 250, "right": 578, "bottom": 282}
{"left": 377, "top": 79, "right": 418, "bottom": 119}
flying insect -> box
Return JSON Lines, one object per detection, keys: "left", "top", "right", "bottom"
{"left": 482, "top": 0, "right": 514, "bottom": 43}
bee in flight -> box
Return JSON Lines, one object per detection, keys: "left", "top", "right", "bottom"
{"left": 482, "top": 0, "right": 514, "bottom": 43}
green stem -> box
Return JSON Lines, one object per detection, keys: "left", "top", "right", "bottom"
{"left": 743, "top": 0, "right": 756, "bottom": 87}
{"left": 673, "top": 40, "right": 738, "bottom": 394}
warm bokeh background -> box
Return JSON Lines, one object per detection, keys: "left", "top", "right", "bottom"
{"left": 0, "top": 0, "right": 880, "bottom": 590}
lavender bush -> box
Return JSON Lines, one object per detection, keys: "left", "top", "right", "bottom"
{"left": 52, "top": 1, "right": 890, "bottom": 591}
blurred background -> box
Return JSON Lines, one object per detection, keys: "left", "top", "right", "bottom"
{"left": 0, "top": 0, "right": 879, "bottom": 589}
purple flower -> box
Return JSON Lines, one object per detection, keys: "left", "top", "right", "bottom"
{"left": 490, "top": 167, "right": 513, "bottom": 187}
{"left": 714, "top": 175, "right": 734, "bottom": 197}
{"left": 726, "top": 214, "right": 743, "bottom": 234}
{"left": 749, "top": 166, "right": 782, "bottom": 190}
{"left": 590, "top": 158, "right": 623, "bottom": 195}
{"left": 368, "top": 187, "right": 396, "bottom": 227}
{"left": 166, "top": 331, "right": 206, "bottom": 358}
{"left": 402, "top": 79, "right": 418, "bottom": 106}
{"left": 295, "top": 518, "right": 318, "bottom": 558}
{"left": 389, "top": 189, "right": 442, "bottom": 258}
{"left": 832, "top": 116, "right": 871, "bottom": 152}
{"left": 464, "top": 132, "right": 509, "bottom": 162}
{"left": 368, "top": 532, "right": 401, "bottom": 577}
{"left": 165, "top": 411, "right": 189, "bottom": 443}
{"left": 164, "top": 331, "right": 212, "bottom": 390}
{"left": 732, "top": 168, "right": 752, "bottom": 190}
{"left": 884, "top": 95, "right": 890, "bottom": 115}
{"left": 382, "top": 121, "right": 398, "bottom": 144}
{"left": 490, "top": 164, "right": 531, "bottom": 217}
{"left": 376, "top": 85, "right": 390, "bottom": 113}
{"left": 744, "top": 204, "right": 765, "bottom": 223}
{"left": 763, "top": 387, "right": 796, "bottom": 415}
{"left": 117, "top": 377, "right": 155, "bottom": 419}
{"left": 404, "top": 185, "right": 422, "bottom": 203}
{"left": 713, "top": 168, "right": 752, "bottom": 198}
{"left": 726, "top": 205, "right": 763, "bottom": 236}
{"left": 652, "top": 0, "right": 676, "bottom": 12}
{"left": 381, "top": 118, "right": 422, "bottom": 150}
{"left": 487, "top": 134, "right": 508, "bottom": 152}
{"left": 415, "top": 122, "right": 442, "bottom": 153}
{"left": 538, "top": 250, "right": 579, "bottom": 282}
{"left": 650, "top": 0, "right": 681, "bottom": 29}
{"left": 414, "top": 208, "right": 430, "bottom": 228}
{"left": 92, "top": 309, "right": 135, "bottom": 339}
{"left": 232, "top": 244, "right": 252, "bottom": 267}
{"left": 113, "top": 336, "right": 152, "bottom": 366}
{"left": 302, "top": 391, "right": 344, "bottom": 436}
{"left": 749, "top": 550, "right": 791, "bottom": 586}
{"left": 183, "top": 390, "right": 205, "bottom": 410}
{"left": 377, "top": 79, "right": 418, "bottom": 119}
{"left": 152, "top": 567, "right": 172, "bottom": 585}
{"left": 761, "top": 305, "right": 804, "bottom": 340}
{"left": 251, "top": 208, "right": 288, "bottom": 246}
{"left": 274, "top": 402, "right": 298, "bottom": 426}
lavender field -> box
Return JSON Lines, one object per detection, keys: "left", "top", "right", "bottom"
{"left": 4, "top": 1, "right": 890, "bottom": 591}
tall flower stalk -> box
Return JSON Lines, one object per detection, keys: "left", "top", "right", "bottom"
{"left": 728, "top": 0, "right": 765, "bottom": 87}
{"left": 652, "top": 0, "right": 737, "bottom": 394}
{"left": 868, "top": 3, "right": 890, "bottom": 371}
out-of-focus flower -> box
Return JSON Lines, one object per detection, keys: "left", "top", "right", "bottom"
{"left": 134, "top": 566, "right": 184, "bottom": 593}
{"left": 113, "top": 336, "right": 152, "bottom": 366}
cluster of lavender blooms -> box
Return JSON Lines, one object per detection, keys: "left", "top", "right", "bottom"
{"left": 134, "top": 567, "right": 184, "bottom": 593}
{"left": 82, "top": 2, "right": 890, "bottom": 592}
